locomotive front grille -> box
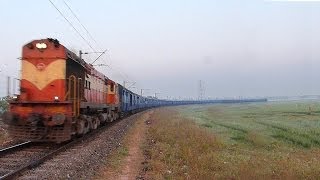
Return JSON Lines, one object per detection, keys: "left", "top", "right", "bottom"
{"left": 7, "top": 125, "right": 72, "bottom": 142}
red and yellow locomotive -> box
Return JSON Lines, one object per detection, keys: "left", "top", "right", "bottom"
{"left": 3, "top": 38, "right": 121, "bottom": 142}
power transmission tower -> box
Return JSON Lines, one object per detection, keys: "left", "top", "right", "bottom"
{"left": 198, "top": 80, "right": 205, "bottom": 101}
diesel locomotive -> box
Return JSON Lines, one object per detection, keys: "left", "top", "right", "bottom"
{"left": 2, "top": 38, "right": 187, "bottom": 143}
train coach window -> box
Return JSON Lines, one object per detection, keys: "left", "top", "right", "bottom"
{"left": 110, "top": 84, "right": 114, "bottom": 92}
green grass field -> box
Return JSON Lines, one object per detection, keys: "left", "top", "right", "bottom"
{"left": 170, "top": 101, "right": 320, "bottom": 178}
{"left": 179, "top": 101, "right": 320, "bottom": 149}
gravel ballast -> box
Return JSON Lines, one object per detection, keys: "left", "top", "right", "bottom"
{"left": 18, "top": 112, "right": 144, "bottom": 180}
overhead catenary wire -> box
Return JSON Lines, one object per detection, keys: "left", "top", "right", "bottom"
{"left": 48, "top": 0, "right": 96, "bottom": 52}
{"left": 54, "top": 1, "right": 119, "bottom": 71}
{"left": 62, "top": 0, "right": 112, "bottom": 66}
{"left": 63, "top": 0, "right": 101, "bottom": 49}
{"left": 91, "top": 49, "right": 108, "bottom": 64}
{"left": 48, "top": 1, "right": 134, "bottom": 85}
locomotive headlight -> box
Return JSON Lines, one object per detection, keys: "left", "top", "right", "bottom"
{"left": 12, "top": 95, "right": 18, "bottom": 101}
{"left": 36, "top": 43, "right": 47, "bottom": 49}
{"left": 54, "top": 96, "right": 59, "bottom": 101}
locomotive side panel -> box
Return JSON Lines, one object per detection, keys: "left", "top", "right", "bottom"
{"left": 66, "top": 54, "right": 86, "bottom": 102}
{"left": 107, "top": 79, "right": 118, "bottom": 105}
{"left": 83, "top": 68, "right": 107, "bottom": 106}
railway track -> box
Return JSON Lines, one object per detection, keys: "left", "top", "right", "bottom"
{"left": 0, "top": 121, "right": 115, "bottom": 180}
{"left": 0, "top": 137, "right": 92, "bottom": 180}
{"left": 0, "top": 141, "right": 64, "bottom": 179}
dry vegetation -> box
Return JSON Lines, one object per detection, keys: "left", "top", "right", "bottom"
{"left": 144, "top": 103, "right": 320, "bottom": 179}
{"left": 144, "top": 108, "right": 222, "bottom": 179}
{"left": 0, "top": 98, "right": 11, "bottom": 144}
{"left": 0, "top": 122, "right": 10, "bottom": 144}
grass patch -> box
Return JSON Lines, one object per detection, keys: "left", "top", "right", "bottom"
{"left": 108, "top": 146, "right": 129, "bottom": 170}
{"left": 144, "top": 102, "right": 320, "bottom": 179}
{"left": 201, "top": 123, "right": 212, "bottom": 128}
{"left": 180, "top": 102, "right": 320, "bottom": 148}
{"left": 145, "top": 108, "right": 223, "bottom": 179}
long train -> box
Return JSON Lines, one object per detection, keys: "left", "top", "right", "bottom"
{"left": 2, "top": 38, "right": 267, "bottom": 143}
{"left": 2, "top": 38, "right": 200, "bottom": 143}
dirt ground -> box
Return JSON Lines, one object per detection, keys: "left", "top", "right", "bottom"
{"left": 95, "top": 110, "right": 153, "bottom": 180}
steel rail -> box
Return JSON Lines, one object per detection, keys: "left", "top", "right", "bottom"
{"left": 0, "top": 141, "right": 32, "bottom": 157}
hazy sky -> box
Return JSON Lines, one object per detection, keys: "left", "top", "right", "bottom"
{"left": 0, "top": 0, "right": 320, "bottom": 99}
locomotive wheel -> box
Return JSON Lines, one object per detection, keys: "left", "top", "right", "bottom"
{"left": 98, "top": 114, "right": 106, "bottom": 124}
{"left": 110, "top": 111, "right": 115, "bottom": 122}
{"left": 92, "top": 118, "right": 98, "bottom": 130}
{"left": 96, "top": 118, "right": 101, "bottom": 127}
{"left": 115, "top": 113, "right": 119, "bottom": 120}
{"left": 107, "top": 113, "right": 112, "bottom": 122}
{"left": 85, "top": 118, "right": 91, "bottom": 134}
{"left": 76, "top": 119, "right": 85, "bottom": 135}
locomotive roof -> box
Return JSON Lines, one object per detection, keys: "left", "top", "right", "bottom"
{"left": 23, "top": 38, "right": 108, "bottom": 81}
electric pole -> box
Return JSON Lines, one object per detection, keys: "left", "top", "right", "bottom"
{"left": 141, "top": 89, "right": 150, "bottom": 96}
